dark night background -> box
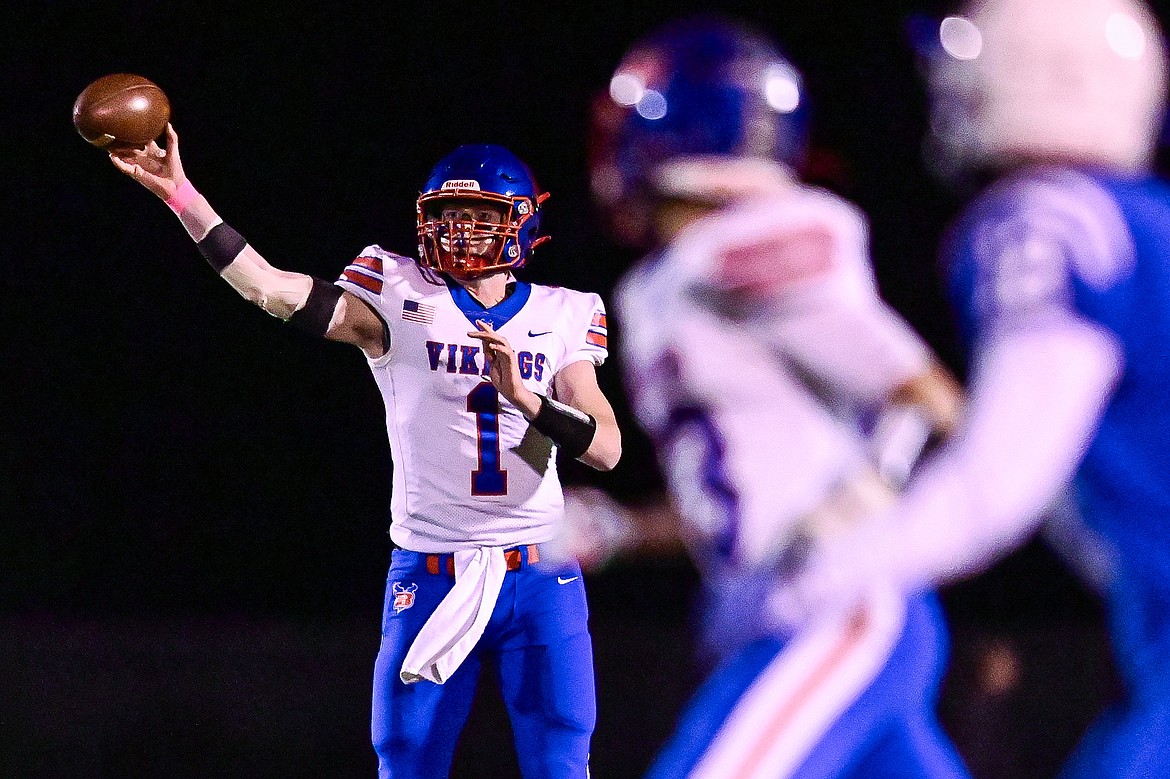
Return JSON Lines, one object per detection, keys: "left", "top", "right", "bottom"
{"left": 3, "top": 1, "right": 1163, "bottom": 776}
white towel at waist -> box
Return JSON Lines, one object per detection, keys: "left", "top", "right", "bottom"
{"left": 400, "top": 546, "right": 508, "bottom": 685}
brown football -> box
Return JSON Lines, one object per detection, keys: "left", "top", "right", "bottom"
{"left": 73, "top": 74, "right": 170, "bottom": 149}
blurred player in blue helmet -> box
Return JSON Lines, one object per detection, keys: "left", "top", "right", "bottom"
{"left": 777, "top": 0, "right": 1170, "bottom": 776}
{"left": 591, "top": 15, "right": 972, "bottom": 778}
{"left": 107, "top": 132, "right": 621, "bottom": 776}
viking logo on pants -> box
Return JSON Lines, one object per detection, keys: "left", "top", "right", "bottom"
{"left": 392, "top": 582, "right": 418, "bottom": 613}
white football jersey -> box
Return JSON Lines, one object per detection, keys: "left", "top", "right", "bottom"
{"left": 337, "top": 247, "right": 608, "bottom": 552}
{"left": 616, "top": 186, "right": 930, "bottom": 570}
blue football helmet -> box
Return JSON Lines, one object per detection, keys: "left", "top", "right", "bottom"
{"left": 591, "top": 16, "right": 810, "bottom": 244}
{"left": 417, "top": 144, "right": 549, "bottom": 277}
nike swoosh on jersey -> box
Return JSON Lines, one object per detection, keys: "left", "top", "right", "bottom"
{"left": 557, "top": 576, "right": 580, "bottom": 585}
{"left": 528, "top": 330, "right": 553, "bottom": 337}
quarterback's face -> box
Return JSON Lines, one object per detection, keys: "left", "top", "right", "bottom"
{"left": 438, "top": 201, "right": 508, "bottom": 258}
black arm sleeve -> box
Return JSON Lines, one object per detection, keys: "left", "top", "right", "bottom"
{"left": 287, "top": 278, "right": 344, "bottom": 337}
{"left": 196, "top": 222, "right": 248, "bottom": 273}
{"left": 530, "top": 394, "right": 597, "bottom": 459}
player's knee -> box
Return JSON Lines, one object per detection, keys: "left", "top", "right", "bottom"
{"left": 373, "top": 722, "right": 423, "bottom": 756}
{"left": 372, "top": 708, "right": 426, "bottom": 759}
{"left": 372, "top": 726, "right": 433, "bottom": 775}
{"left": 546, "top": 643, "right": 597, "bottom": 737}
{"left": 515, "top": 718, "right": 594, "bottom": 779}
{"left": 548, "top": 696, "right": 597, "bottom": 740}
{"left": 512, "top": 694, "right": 595, "bottom": 759}
{"left": 370, "top": 727, "right": 394, "bottom": 763}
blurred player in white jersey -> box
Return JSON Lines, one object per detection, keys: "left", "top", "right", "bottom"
{"left": 590, "top": 16, "right": 971, "bottom": 778}
{"left": 107, "top": 134, "right": 620, "bottom": 777}
{"left": 778, "top": 0, "right": 1170, "bottom": 775}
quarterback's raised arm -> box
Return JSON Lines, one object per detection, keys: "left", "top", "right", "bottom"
{"left": 110, "top": 124, "right": 388, "bottom": 358}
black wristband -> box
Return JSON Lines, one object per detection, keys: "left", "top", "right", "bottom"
{"left": 287, "top": 278, "right": 344, "bottom": 337}
{"left": 196, "top": 222, "right": 248, "bottom": 273}
{"left": 530, "top": 394, "right": 597, "bottom": 459}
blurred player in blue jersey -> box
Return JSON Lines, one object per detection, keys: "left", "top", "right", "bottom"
{"left": 107, "top": 133, "right": 621, "bottom": 777}
{"left": 777, "top": 0, "right": 1170, "bottom": 775}
{"left": 592, "top": 16, "right": 972, "bottom": 778}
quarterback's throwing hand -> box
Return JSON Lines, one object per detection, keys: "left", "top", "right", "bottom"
{"left": 469, "top": 320, "right": 541, "bottom": 416}
{"left": 109, "top": 123, "right": 186, "bottom": 201}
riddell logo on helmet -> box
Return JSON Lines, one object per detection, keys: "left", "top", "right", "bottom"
{"left": 442, "top": 180, "right": 481, "bottom": 190}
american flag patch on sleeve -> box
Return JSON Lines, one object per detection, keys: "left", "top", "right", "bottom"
{"left": 587, "top": 311, "right": 608, "bottom": 347}
{"left": 402, "top": 299, "right": 436, "bottom": 324}
{"left": 338, "top": 255, "right": 385, "bottom": 295}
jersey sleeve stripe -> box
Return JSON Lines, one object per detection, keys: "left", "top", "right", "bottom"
{"left": 353, "top": 255, "right": 385, "bottom": 274}
{"left": 343, "top": 263, "right": 384, "bottom": 282}
{"left": 340, "top": 268, "right": 383, "bottom": 294}
{"left": 586, "top": 331, "right": 608, "bottom": 347}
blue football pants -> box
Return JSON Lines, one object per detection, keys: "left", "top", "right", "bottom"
{"left": 1061, "top": 567, "right": 1170, "bottom": 779}
{"left": 646, "top": 592, "right": 970, "bottom": 779}
{"left": 371, "top": 547, "right": 596, "bottom": 779}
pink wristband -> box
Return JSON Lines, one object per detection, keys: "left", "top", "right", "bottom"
{"left": 165, "top": 179, "right": 199, "bottom": 215}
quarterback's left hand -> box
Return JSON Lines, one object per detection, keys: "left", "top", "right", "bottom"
{"left": 468, "top": 320, "right": 541, "bottom": 416}
{"left": 544, "top": 486, "right": 636, "bottom": 572}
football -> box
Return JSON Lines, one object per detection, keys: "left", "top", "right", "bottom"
{"left": 72, "top": 73, "right": 170, "bottom": 149}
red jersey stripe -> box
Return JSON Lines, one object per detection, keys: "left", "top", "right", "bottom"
{"left": 586, "top": 331, "right": 608, "bottom": 347}
{"left": 341, "top": 269, "right": 382, "bottom": 294}
{"left": 353, "top": 255, "right": 384, "bottom": 274}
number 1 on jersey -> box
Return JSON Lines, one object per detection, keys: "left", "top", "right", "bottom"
{"left": 467, "top": 382, "right": 508, "bottom": 496}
